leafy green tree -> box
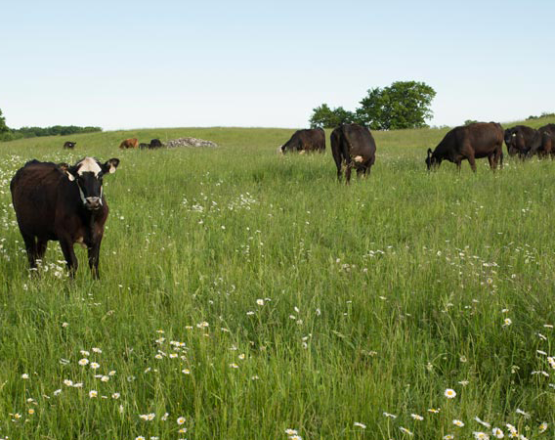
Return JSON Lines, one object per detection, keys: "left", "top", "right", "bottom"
{"left": 355, "top": 81, "right": 436, "bottom": 130}
{"left": 309, "top": 104, "right": 355, "bottom": 129}
{"left": 464, "top": 119, "right": 478, "bottom": 126}
{"left": 0, "top": 108, "right": 8, "bottom": 134}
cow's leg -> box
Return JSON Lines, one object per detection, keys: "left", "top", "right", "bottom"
{"left": 345, "top": 163, "right": 353, "bottom": 184}
{"left": 456, "top": 160, "right": 462, "bottom": 172}
{"left": 334, "top": 158, "right": 343, "bottom": 181}
{"left": 488, "top": 154, "right": 495, "bottom": 170}
{"left": 88, "top": 241, "right": 102, "bottom": 279}
{"left": 468, "top": 154, "right": 477, "bottom": 172}
{"left": 36, "top": 239, "right": 48, "bottom": 261}
{"left": 59, "top": 238, "right": 78, "bottom": 277}
{"left": 21, "top": 233, "right": 38, "bottom": 269}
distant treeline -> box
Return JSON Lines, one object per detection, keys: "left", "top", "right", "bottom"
{"left": 0, "top": 125, "right": 102, "bottom": 142}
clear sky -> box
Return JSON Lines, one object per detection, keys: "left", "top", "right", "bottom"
{"left": 1, "top": 0, "right": 554, "bottom": 130}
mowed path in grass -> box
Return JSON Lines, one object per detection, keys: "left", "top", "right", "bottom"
{"left": 0, "top": 117, "right": 554, "bottom": 439}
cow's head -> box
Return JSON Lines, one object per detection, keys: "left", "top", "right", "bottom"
{"left": 60, "top": 157, "right": 120, "bottom": 211}
{"left": 504, "top": 129, "right": 519, "bottom": 156}
{"left": 425, "top": 148, "right": 439, "bottom": 171}
{"left": 280, "top": 138, "right": 302, "bottom": 154}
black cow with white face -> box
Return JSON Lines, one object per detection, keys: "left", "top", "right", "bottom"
{"left": 10, "top": 157, "right": 120, "bottom": 278}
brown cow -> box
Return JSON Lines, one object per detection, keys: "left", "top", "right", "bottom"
{"left": 119, "top": 138, "right": 138, "bottom": 149}
{"left": 331, "top": 124, "right": 376, "bottom": 183}
{"left": 426, "top": 122, "right": 503, "bottom": 172}
{"left": 527, "top": 124, "right": 555, "bottom": 158}
{"left": 280, "top": 128, "right": 325, "bottom": 154}
{"left": 504, "top": 125, "right": 539, "bottom": 158}
{"left": 10, "top": 157, "right": 120, "bottom": 278}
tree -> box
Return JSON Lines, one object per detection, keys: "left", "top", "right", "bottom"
{"left": 309, "top": 104, "right": 355, "bottom": 129}
{"left": 0, "top": 108, "right": 8, "bottom": 134}
{"left": 355, "top": 81, "right": 436, "bottom": 130}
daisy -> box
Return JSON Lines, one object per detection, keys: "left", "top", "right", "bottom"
{"left": 445, "top": 388, "right": 457, "bottom": 398}
{"left": 492, "top": 427, "right": 504, "bottom": 438}
{"left": 453, "top": 419, "right": 465, "bottom": 427}
{"left": 78, "top": 359, "right": 89, "bottom": 366}
{"left": 354, "top": 422, "right": 366, "bottom": 429}
{"left": 539, "top": 422, "right": 548, "bottom": 433}
{"left": 89, "top": 390, "right": 98, "bottom": 398}
{"left": 411, "top": 414, "right": 424, "bottom": 421}
{"left": 177, "top": 416, "right": 186, "bottom": 425}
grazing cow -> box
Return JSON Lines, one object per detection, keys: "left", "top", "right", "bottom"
{"left": 527, "top": 124, "right": 555, "bottom": 158}
{"left": 139, "top": 143, "right": 150, "bottom": 149}
{"left": 63, "top": 141, "right": 76, "bottom": 149}
{"left": 504, "top": 125, "right": 538, "bottom": 158}
{"left": 331, "top": 124, "right": 376, "bottom": 183}
{"left": 149, "top": 139, "right": 163, "bottom": 149}
{"left": 119, "top": 138, "right": 138, "bottom": 149}
{"left": 426, "top": 122, "right": 503, "bottom": 172}
{"left": 280, "top": 128, "right": 325, "bottom": 154}
{"left": 10, "top": 157, "right": 120, "bottom": 278}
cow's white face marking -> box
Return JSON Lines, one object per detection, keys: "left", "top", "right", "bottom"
{"left": 354, "top": 155, "right": 364, "bottom": 163}
{"left": 512, "top": 133, "right": 517, "bottom": 137}
{"left": 77, "top": 157, "right": 102, "bottom": 176}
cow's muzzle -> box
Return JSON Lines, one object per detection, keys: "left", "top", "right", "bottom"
{"left": 85, "top": 197, "right": 103, "bottom": 210}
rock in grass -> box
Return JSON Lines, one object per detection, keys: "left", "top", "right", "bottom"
{"left": 166, "top": 137, "right": 218, "bottom": 148}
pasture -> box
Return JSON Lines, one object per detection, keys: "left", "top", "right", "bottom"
{"left": 1, "top": 117, "right": 555, "bottom": 439}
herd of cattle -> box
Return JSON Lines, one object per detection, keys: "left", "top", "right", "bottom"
{"left": 7, "top": 120, "right": 555, "bottom": 278}
{"left": 281, "top": 121, "right": 555, "bottom": 179}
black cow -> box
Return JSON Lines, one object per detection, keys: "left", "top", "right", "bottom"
{"left": 330, "top": 124, "right": 376, "bottom": 183}
{"left": 280, "top": 128, "right": 325, "bottom": 154}
{"left": 504, "top": 125, "right": 538, "bottom": 158}
{"left": 426, "top": 122, "right": 503, "bottom": 172}
{"left": 10, "top": 157, "right": 120, "bottom": 278}
{"left": 63, "top": 141, "right": 76, "bottom": 149}
{"left": 149, "top": 139, "right": 163, "bottom": 149}
{"left": 139, "top": 143, "right": 150, "bottom": 149}
{"left": 528, "top": 124, "right": 555, "bottom": 158}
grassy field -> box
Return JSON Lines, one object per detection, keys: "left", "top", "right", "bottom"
{"left": 1, "top": 117, "right": 555, "bottom": 439}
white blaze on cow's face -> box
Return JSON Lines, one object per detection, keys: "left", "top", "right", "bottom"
{"left": 77, "top": 157, "right": 103, "bottom": 176}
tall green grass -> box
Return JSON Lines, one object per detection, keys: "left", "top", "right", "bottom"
{"left": 0, "top": 117, "right": 555, "bottom": 439}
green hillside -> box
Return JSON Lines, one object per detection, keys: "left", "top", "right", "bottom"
{"left": 0, "top": 116, "right": 555, "bottom": 439}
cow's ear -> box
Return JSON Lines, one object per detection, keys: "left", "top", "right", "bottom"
{"left": 102, "top": 158, "right": 120, "bottom": 174}
{"left": 58, "top": 163, "right": 76, "bottom": 181}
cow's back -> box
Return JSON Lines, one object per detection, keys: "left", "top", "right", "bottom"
{"left": 342, "top": 124, "right": 376, "bottom": 160}
{"left": 298, "top": 128, "right": 325, "bottom": 152}
{"left": 11, "top": 162, "right": 66, "bottom": 238}
{"left": 462, "top": 123, "right": 503, "bottom": 157}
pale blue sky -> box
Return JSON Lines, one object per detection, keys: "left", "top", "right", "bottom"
{"left": 1, "top": 0, "right": 553, "bottom": 130}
